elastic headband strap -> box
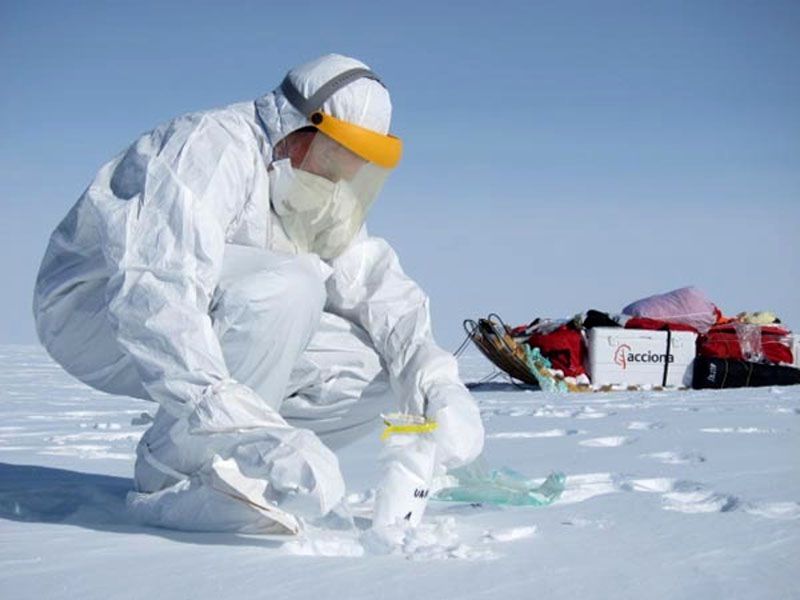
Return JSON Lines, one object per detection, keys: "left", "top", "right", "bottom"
{"left": 280, "top": 67, "right": 384, "bottom": 116}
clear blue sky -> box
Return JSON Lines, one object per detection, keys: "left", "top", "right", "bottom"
{"left": 1, "top": 0, "right": 799, "bottom": 348}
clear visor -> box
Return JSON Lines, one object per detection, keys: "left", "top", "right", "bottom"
{"left": 298, "top": 129, "right": 391, "bottom": 217}
{"left": 271, "top": 129, "right": 393, "bottom": 259}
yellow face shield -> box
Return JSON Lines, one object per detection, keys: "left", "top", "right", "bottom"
{"left": 309, "top": 111, "right": 402, "bottom": 169}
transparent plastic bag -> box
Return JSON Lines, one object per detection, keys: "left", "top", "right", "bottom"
{"left": 434, "top": 458, "right": 566, "bottom": 506}
{"left": 524, "top": 346, "right": 568, "bottom": 393}
{"left": 733, "top": 321, "right": 764, "bottom": 363}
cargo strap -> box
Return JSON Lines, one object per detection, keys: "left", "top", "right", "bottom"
{"left": 662, "top": 328, "right": 672, "bottom": 387}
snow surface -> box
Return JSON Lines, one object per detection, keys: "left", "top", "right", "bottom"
{"left": 1, "top": 345, "right": 798, "bottom": 599}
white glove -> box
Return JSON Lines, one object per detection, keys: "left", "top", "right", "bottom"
{"left": 425, "top": 382, "right": 485, "bottom": 470}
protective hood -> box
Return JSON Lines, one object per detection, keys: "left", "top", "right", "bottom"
{"left": 255, "top": 53, "right": 393, "bottom": 151}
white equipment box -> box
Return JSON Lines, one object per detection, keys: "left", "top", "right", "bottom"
{"left": 587, "top": 327, "right": 697, "bottom": 388}
{"left": 793, "top": 335, "right": 800, "bottom": 369}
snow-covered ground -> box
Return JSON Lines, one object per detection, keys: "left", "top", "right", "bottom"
{"left": 1, "top": 344, "right": 798, "bottom": 599}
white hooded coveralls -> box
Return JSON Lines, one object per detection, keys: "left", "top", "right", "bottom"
{"left": 33, "top": 54, "right": 484, "bottom": 533}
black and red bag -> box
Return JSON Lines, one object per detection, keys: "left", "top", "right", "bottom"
{"left": 692, "top": 356, "right": 800, "bottom": 389}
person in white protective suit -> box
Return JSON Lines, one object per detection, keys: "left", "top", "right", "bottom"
{"left": 33, "top": 54, "right": 484, "bottom": 534}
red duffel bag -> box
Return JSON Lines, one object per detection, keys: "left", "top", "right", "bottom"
{"left": 697, "top": 324, "right": 793, "bottom": 365}
{"left": 625, "top": 316, "right": 698, "bottom": 333}
{"left": 526, "top": 324, "right": 587, "bottom": 377}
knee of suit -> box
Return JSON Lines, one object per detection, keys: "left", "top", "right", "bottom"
{"left": 215, "top": 254, "right": 327, "bottom": 333}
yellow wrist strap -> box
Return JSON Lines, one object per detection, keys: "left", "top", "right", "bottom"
{"left": 380, "top": 420, "right": 438, "bottom": 441}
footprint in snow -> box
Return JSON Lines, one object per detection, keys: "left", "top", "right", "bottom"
{"left": 619, "top": 477, "right": 676, "bottom": 494}
{"left": 525, "top": 406, "right": 615, "bottom": 419}
{"left": 579, "top": 436, "right": 635, "bottom": 448}
{"left": 559, "top": 517, "right": 612, "bottom": 529}
{"left": 532, "top": 406, "right": 578, "bottom": 418}
{"left": 627, "top": 421, "right": 666, "bottom": 431}
{"left": 700, "top": 427, "right": 776, "bottom": 434}
{"left": 770, "top": 407, "right": 800, "bottom": 416}
{"left": 618, "top": 477, "right": 739, "bottom": 514}
{"left": 574, "top": 409, "right": 612, "bottom": 420}
{"left": 482, "top": 525, "right": 538, "bottom": 542}
{"left": 489, "top": 429, "right": 584, "bottom": 439}
{"left": 661, "top": 481, "right": 740, "bottom": 514}
{"left": 557, "top": 472, "right": 619, "bottom": 505}
{"left": 479, "top": 406, "right": 536, "bottom": 419}
{"left": 91, "top": 422, "right": 123, "bottom": 430}
{"left": 550, "top": 472, "right": 744, "bottom": 517}
{"left": 505, "top": 407, "right": 534, "bottom": 417}
{"left": 642, "top": 451, "right": 706, "bottom": 465}
{"left": 743, "top": 501, "right": 800, "bottom": 520}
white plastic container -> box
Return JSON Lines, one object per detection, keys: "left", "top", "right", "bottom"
{"left": 371, "top": 415, "right": 437, "bottom": 529}
{"left": 587, "top": 327, "right": 697, "bottom": 388}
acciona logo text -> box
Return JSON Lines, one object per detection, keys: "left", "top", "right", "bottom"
{"left": 613, "top": 343, "right": 674, "bottom": 370}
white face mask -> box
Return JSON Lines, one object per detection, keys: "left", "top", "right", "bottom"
{"left": 269, "top": 159, "right": 367, "bottom": 260}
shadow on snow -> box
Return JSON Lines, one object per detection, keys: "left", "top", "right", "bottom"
{"left": 0, "top": 462, "right": 283, "bottom": 549}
